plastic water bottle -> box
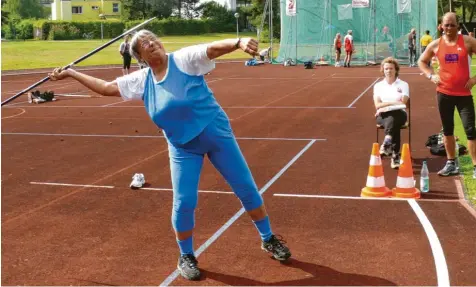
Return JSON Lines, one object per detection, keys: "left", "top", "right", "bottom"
{"left": 420, "top": 161, "right": 430, "bottom": 193}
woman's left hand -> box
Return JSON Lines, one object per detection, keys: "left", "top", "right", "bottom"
{"left": 465, "top": 77, "right": 476, "bottom": 91}
{"left": 239, "top": 38, "right": 259, "bottom": 56}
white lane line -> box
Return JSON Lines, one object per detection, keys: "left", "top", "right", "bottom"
{"left": 407, "top": 199, "right": 450, "bottom": 287}
{"left": 56, "top": 93, "right": 95, "bottom": 98}
{"left": 206, "top": 78, "right": 223, "bottom": 84}
{"left": 141, "top": 187, "right": 233, "bottom": 194}
{"left": 273, "top": 193, "right": 459, "bottom": 202}
{"left": 224, "top": 106, "right": 355, "bottom": 109}
{"left": 2, "top": 105, "right": 355, "bottom": 109}
{"left": 348, "top": 77, "right": 380, "bottom": 108}
{"left": 160, "top": 139, "right": 317, "bottom": 286}
{"left": 231, "top": 73, "right": 337, "bottom": 121}
{"left": 2, "top": 108, "right": 26, "bottom": 119}
{"left": 2, "top": 101, "right": 29, "bottom": 107}
{"left": 101, "top": 100, "right": 126, "bottom": 107}
{"left": 2, "top": 132, "right": 326, "bottom": 142}
{"left": 30, "top": 182, "right": 114, "bottom": 189}
{"left": 29, "top": 182, "right": 233, "bottom": 194}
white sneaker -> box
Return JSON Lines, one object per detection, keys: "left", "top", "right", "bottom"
{"left": 130, "top": 173, "right": 145, "bottom": 189}
{"left": 28, "top": 93, "right": 33, "bottom": 103}
{"left": 33, "top": 98, "right": 46, "bottom": 104}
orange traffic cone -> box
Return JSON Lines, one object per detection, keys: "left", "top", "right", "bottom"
{"left": 361, "top": 143, "right": 392, "bottom": 197}
{"left": 392, "top": 143, "right": 420, "bottom": 199}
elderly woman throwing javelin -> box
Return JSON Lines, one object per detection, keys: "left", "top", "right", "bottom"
{"left": 48, "top": 30, "right": 291, "bottom": 281}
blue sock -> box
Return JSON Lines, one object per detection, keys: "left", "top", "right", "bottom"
{"left": 177, "top": 236, "right": 194, "bottom": 256}
{"left": 253, "top": 216, "right": 273, "bottom": 242}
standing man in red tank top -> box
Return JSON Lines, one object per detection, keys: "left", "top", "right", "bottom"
{"left": 418, "top": 12, "right": 476, "bottom": 178}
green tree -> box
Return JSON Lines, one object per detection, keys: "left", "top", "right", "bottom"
{"left": 196, "top": 1, "right": 235, "bottom": 30}
{"left": 241, "top": 0, "right": 280, "bottom": 40}
{"left": 122, "top": 0, "right": 175, "bottom": 20}
{"left": 1, "top": 0, "right": 9, "bottom": 24}
{"left": 181, "top": 0, "right": 200, "bottom": 19}
{"left": 122, "top": 0, "right": 150, "bottom": 20}
{"left": 4, "top": 0, "right": 43, "bottom": 18}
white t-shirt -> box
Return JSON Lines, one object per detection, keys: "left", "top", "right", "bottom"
{"left": 344, "top": 35, "right": 353, "bottom": 45}
{"left": 373, "top": 78, "right": 409, "bottom": 107}
{"left": 259, "top": 48, "right": 270, "bottom": 56}
{"left": 119, "top": 42, "right": 130, "bottom": 54}
{"left": 116, "top": 44, "right": 215, "bottom": 100}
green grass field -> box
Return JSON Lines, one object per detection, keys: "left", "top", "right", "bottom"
{"left": 1, "top": 32, "right": 259, "bottom": 71}
{"left": 452, "top": 65, "right": 476, "bottom": 207}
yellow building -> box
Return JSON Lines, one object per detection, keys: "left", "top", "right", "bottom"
{"left": 51, "top": 0, "right": 121, "bottom": 21}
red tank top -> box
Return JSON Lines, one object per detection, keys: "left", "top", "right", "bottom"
{"left": 336, "top": 39, "right": 341, "bottom": 49}
{"left": 436, "top": 35, "right": 471, "bottom": 96}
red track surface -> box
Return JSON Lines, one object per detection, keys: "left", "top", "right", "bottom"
{"left": 2, "top": 63, "right": 476, "bottom": 286}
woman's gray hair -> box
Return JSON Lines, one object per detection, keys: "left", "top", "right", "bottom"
{"left": 129, "top": 29, "right": 157, "bottom": 66}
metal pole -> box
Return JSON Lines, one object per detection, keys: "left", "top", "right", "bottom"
{"left": 449, "top": 0, "right": 452, "bottom": 12}
{"left": 373, "top": 0, "right": 376, "bottom": 63}
{"left": 329, "top": 0, "right": 332, "bottom": 64}
{"left": 295, "top": 10, "right": 298, "bottom": 63}
{"left": 418, "top": 0, "right": 421, "bottom": 58}
{"left": 101, "top": 22, "right": 104, "bottom": 40}
{"left": 1, "top": 17, "right": 157, "bottom": 106}
{"left": 270, "top": 0, "right": 273, "bottom": 63}
{"left": 234, "top": 12, "right": 240, "bottom": 38}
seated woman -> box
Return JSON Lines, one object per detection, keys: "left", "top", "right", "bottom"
{"left": 373, "top": 57, "right": 409, "bottom": 169}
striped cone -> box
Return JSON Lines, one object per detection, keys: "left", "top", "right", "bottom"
{"left": 361, "top": 143, "right": 391, "bottom": 197}
{"left": 392, "top": 143, "right": 420, "bottom": 199}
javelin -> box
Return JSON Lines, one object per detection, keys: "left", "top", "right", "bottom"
{"left": 1, "top": 17, "right": 156, "bottom": 106}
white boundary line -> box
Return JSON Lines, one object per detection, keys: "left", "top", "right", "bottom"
{"left": 160, "top": 139, "right": 317, "bottom": 286}
{"left": 2, "top": 105, "right": 355, "bottom": 109}
{"left": 29, "top": 182, "right": 232, "bottom": 194}
{"left": 141, "top": 187, "right": 233, "bottom": 194}
{"left": 3, "top": 101, "right": 29, "bottom": 107}
{"left": 2, "top": 108, "right": 26, "bottom": 120}
{"left": 1, "top": 61, "right": 243, "bottom": 77}
{"left": 454, "top": 178, "right": 476, "bottom": 219}
{"left": 56, "top": 93, "right": 95, "bottom": 98}
{"left": 225, "top": 106, "right": 354, "bottom": 109}
{"left": 273, "top": 193, "right": 459, "bottom": 202}
{"left": 348, "top": 77, "right": 380, "bottom": 108}
{"left": 3, "top": 81, "right": 76, "bottom": 94}
{"left": 30, "top": 182, "right": 114, "bottom": 189}
{"left": 101, "top": 100, "right": 126, "bottom": 107}
{"left": 2, "top": 132, "right": 326, "bottom": 142}
{"left": 271, "top": 193, "right": 450, "bottom": 287}
{"left": 407, "top": 199, "right": 450, "bottom": 287}
{"left": 230, "top": 74, "right": 336, "bottom": 121}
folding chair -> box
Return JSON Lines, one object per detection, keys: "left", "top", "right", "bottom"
{"left": 376, "top": 98, "right": 411, "bottom": 149}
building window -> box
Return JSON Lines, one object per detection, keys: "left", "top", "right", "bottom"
{"left": 92, "top": 6, "right": 99, "bottom": 10}
{"left": 72, "top": 6, "right": 82, "bottom": 14}
{"left": 113, "top": 3, "right": 119, "bottom": 13}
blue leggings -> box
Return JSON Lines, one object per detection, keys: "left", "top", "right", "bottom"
{"left": 168, "top": 111, "right": 264, "bottom": 232}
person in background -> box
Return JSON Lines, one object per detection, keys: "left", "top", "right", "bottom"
{"left": 374, "top": 57, "right": 409, "bottom": 169}
{"left": 418, "top": 12, "right": 476, "bottom": 178}
{"left": 333, "top": 33, "right": 342, "bottom": 67}
{"left": 408, "top": 28, "right": 417, "bottom": 67}
{"left": 343, "top": 30, "right": 354, "bottom": 67}
{"left": 420, "top": 30, "right": 433, "bottom": 67}
{"left": 119, "top": 34, "right": 132, "bottom": 75}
